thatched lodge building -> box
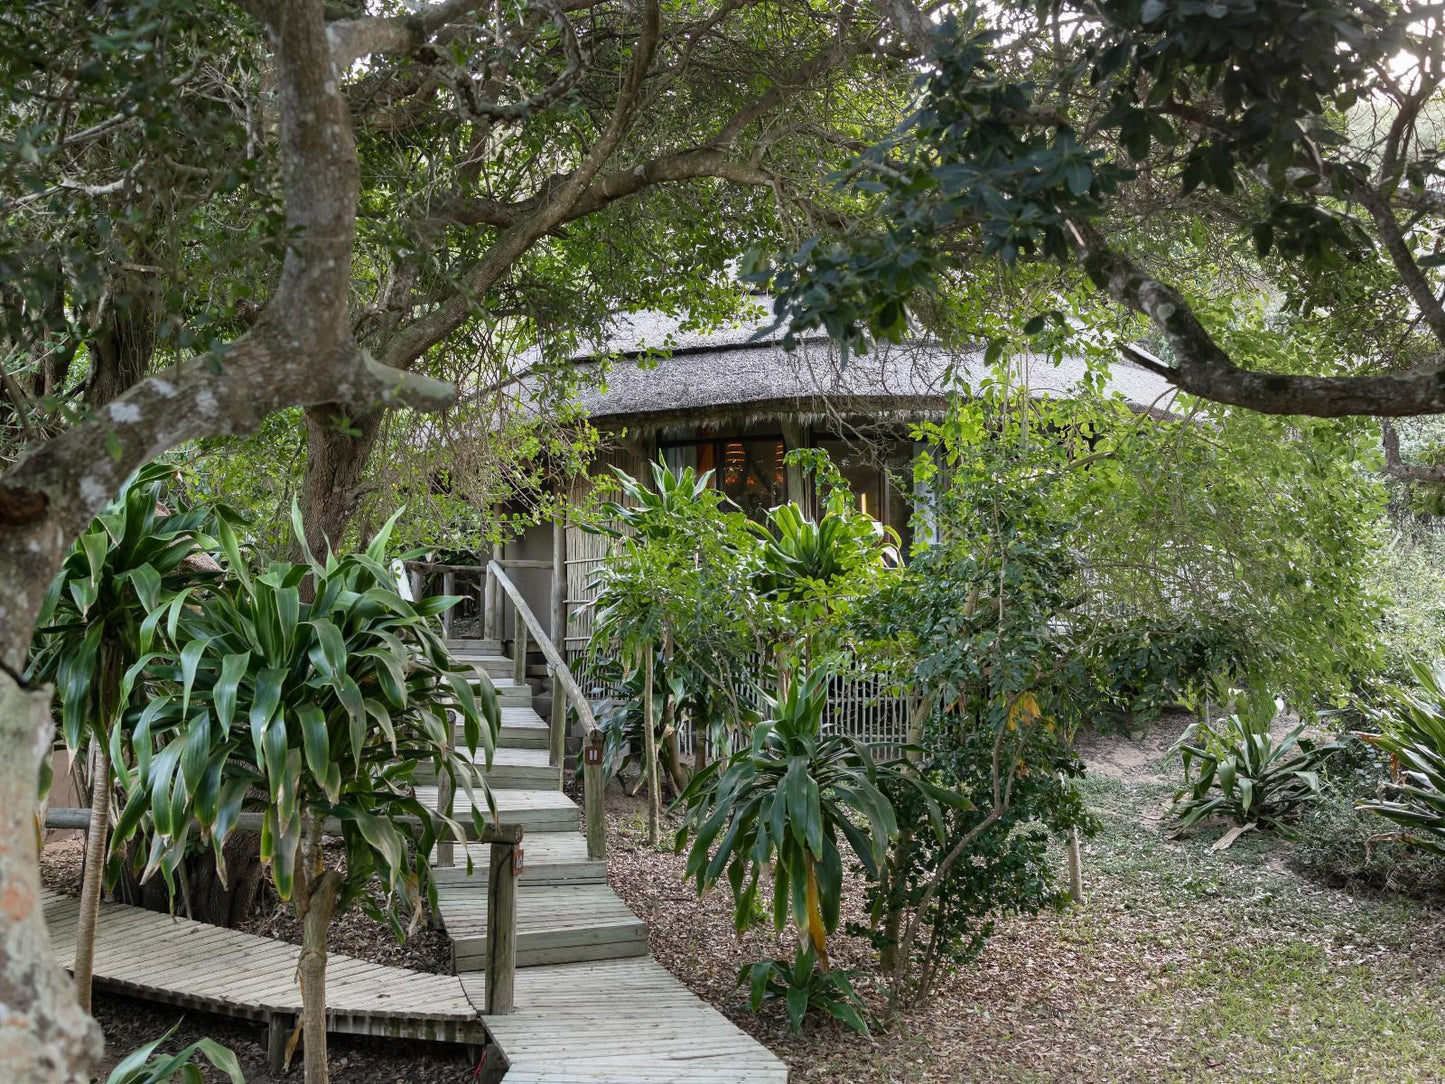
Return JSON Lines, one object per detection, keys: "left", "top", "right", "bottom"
{"left": 467, "top": 301, "right": 1174, "bottom": 689}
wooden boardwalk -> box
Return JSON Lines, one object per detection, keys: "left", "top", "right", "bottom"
{"left": 462, "top": 958, "right": 789, "bottom": 1083}
{"left": 43, "top": 890, "right": 486, "bottom": 1046}
{"left": 439, "top": 641, "right": 788, "bottom": 1082}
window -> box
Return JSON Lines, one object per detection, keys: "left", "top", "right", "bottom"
{"left": 661, "top": 434, "right": 786, "bottom": 520}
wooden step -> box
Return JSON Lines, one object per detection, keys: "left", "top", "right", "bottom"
{"left": 487, "top": 678, "right": 533, "bottom": 709}
{"left": 453, "top": 654, "right": 515, "bottom": 679}
{"left": 430, "top": 834, "right": 605, "bottom": 888}
{"left": 439, "top": 884, "right": 648, "bottom": 971}
{"left": 417, "top": 746, "right": 560, "bottom": 790}
{"left": 447, "top": 638, "right": 501, "bottom": 655}
{"left": 418, "top": 785, "right": 580, "bottom": 834}
{"left": 464, "top": 706, "right": 549, "bottom": 750}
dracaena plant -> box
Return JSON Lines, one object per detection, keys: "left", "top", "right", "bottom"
{"left": 1358, "top": 660, "right": 1445, "bottom": 855}
{"left": 674, "top": 667, "right": 949, "bottom": 971}
{"left": 25, "top": 461, "right": 235, "bottom": 1011}
{"left": 124, "top": 505, "right": 498, "bottom": 1084}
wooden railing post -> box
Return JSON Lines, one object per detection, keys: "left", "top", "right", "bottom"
{"left": 482, "top": 564, "right": 495, "bottom": 642}
{"left": 549, "top": 671, "right": 566, "bottom": 769}
{"left": 441, "top": 571, "right": 455, "bottom": 638}
{"left": 583, "top": 730, "right": 606, "bottom": 862}
{"left": 513, "top": 622, "right": 528, "bottom": 687}
{"left": 490, "top": 542, "right": 504, "bottom": 641}
{"left": 435, "top": 709, "right": 455, "bottom": 869}
{"left": 485, "top": 841, "right": 518, "bottom": 1015}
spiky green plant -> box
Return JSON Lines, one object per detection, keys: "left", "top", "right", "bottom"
{"left": 1359, "top": 660, "right": 1445, "bottom": 855}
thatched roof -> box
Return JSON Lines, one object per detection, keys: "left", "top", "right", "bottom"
{"left": 532, "top": 303, "right": 1176, "bottom": 432}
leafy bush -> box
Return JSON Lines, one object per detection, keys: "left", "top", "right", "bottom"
{"left": 1367, "top": 526, "right": 1445, "bottom": 688}
{"left": 739, "top": 947, "right": 870, "bottom": 1036}
{"left": 1359, "top": 661, "right": 1445, "bottom": 855}
{"left": 1172, "top": 692, "right": 1340, "bottom": 834}
{"left": 1293, "top": 782, "right": 1445, "bottom": 898}
{"left": 1083, "top": 614, "right": 1248, "bottom": 733}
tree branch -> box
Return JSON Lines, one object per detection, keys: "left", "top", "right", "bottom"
{"left": 1073, "top": 224, "right": 1445, "bottom": 417}
{"left": 1380, "top": 417, "right": 1445, "bottom": 483}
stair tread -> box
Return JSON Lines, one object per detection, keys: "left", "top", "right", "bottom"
{"left": 439, "top": 885, "right": 644, "bottom": 937}
{"left": 418, "top": 785, "right": 577, "bottom": 817}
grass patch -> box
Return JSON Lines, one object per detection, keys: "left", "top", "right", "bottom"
{"left": 1162, "top": 941, "right": 1445, "bottom": 1082}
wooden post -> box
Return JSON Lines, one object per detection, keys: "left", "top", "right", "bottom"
{"left": 641, "top": 647, "right": 659, "bottom": 847}
{"left": 482, "top": 564, "right": 495, "bottom": 642}
{"left": 1067, "top": 826, "right": 1084, "bottom": 903}
{"left": 485, "top": 842, "right": 517, "bottom": 1015}
{"left": 549, "top": 672, "right": 566, "bottom": 769}
{"left": 583, "top": 730, "right": 606, "bottom": 861}
{"left": 551, "top": 513, "right": 567, "bottom": 656}
{"left": 267, "top": 1012, "right": 296, "bottom": 1074}
{"left": 513, "top": 622, "right": 528, "bottom": 687}
{"left": 490, "top": 542, "right": 504, "bottom": 643}
{"left": 441, "top": 571, "right": 455, "bottom": 638}
{"left": 436, "top": 712, "right": 455, "bottom": 869}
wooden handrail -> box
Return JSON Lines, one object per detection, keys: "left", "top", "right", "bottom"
{"left": 485, "top": 560, "right": 606, "bottom": 862}
{"left": 486, "top": 561, "right": 598, "bottom": 739}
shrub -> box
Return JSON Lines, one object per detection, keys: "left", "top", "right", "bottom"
{"left": 1082, "top": 614, "right": 1249, "bottom": 733}
{"left": 1293, "top": 782, "right": 1445, "bottom": 898}
{"left": 1359, "top": 660, "right": 1445, "bottom": 855}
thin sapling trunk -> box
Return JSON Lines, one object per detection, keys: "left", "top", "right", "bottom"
{"left": 72, "top": 743, "right": 110, "bottom": 1013}
{"left": 641, "top": 647, "right": 659, "bottom": 847}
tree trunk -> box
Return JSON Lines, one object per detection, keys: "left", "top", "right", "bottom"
{"left": 297, "top": 816, "right": 341, "bottom": 1084}
{"left": 877, "top": 825, "right": 912, "bottom": 974}
{"left": 660, "top": 698, "right": 688, "bottom": 796}
{"left": 0, "top": 671, "right": 103, "bottom": 1081}
{"left": 114, "top": 832, "right": 265, "bottom": 928}
{"left": 299, "top": 404, "right": 384, "bottom": 554}
{"left": 83, "top": 261, "right": 160, "bottom": 411}
{"left": 72, "top": 744, "right": 110, "bottom": 1013}
{"left": 641, "top": 648, "right": 659, "bottom": 847}
{"left": 692, "top": 707, "right": 709, "bottom": 775}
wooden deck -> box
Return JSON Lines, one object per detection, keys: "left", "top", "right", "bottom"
{"left": 42, "top": 890, "right": 486, "bottom": 1046}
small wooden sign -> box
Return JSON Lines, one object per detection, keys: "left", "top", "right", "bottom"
{"left": 583, "top": 743, "right": 603, "bottom": 766}
{"left": 512, "top": 847, "right": 525, "bottom": 876}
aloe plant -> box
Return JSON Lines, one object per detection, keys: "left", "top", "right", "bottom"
{"left": 1171, "top": 692, "right": 1340, "bottom": 835}
{"left": 1359, "top": 660, "right": 1445, "bottom": 855}
{"left": 26, "top": 462, "right": 233, "bottom": 1010}
{"left": 127, "top": 506, "right": 498, "bottom": 1084}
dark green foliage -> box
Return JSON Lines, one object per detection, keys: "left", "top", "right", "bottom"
{"left": 1359, "top": 661, "right": 1445, "bottom": 856}
{"left": 127, "top": 505, "right": 498, "bottom": 918}
{"left": 739, "top": 947, "right": 870, "bottom": 1036}
{"left": 851, "top": 404, "right": 1099, "bottom": 1005}
{"left": 1171, "top": 692, "right": 1340, "bottom": 834}
{"left": 1083, "top": 614, "right": 1249, "bottom": 733}
{"left": 104, "top": 1022, "right": 243, "bottom": 1084}
{"left": 865, "top": 725, "right": 1090, "bottom": 979}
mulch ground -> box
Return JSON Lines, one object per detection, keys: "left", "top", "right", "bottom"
{"left": 39, "top": 717, "right": 1445, "bottom": 1082}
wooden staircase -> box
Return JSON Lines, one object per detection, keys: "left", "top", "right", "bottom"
{"left": 424, "top": 640, "right": 649, "bottom": 974}
{"left": 409, "top": 558, "right": 785, "bottom": 1081}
